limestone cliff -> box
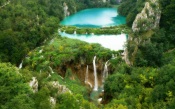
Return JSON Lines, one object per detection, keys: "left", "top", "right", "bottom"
{"left": 63, "top": 2, "right": 70, "bottom": 17}
{"left": 117, "top": 0, "right": 122, "bottom": 3}
{"left": 29, "top": 77, "right": 38, "bottom": 93}
{"left": 132, "top": 0, "right": 161, "bottom": 32}
{"left": 49, "top": 81, "right": 71, "bottom": 94}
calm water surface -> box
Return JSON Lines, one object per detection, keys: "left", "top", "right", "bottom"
{"left": 60, "top": 8, "right": 126, "bottom": 51}
{"left": 60, "top": 8, "right": 125, "bottom": 28}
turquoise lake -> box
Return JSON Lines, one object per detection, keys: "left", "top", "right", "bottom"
{"left": 60, "top": 8, "right": 127, "bottom": 51}
{"left": 60, "top": 8, "right": 126, "bottom": 28}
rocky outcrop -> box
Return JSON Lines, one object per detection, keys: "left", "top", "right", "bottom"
{"left": 102, "top": 0, "right": 106, "bottom": 3}
{"left": 122, "top": 48, "right": 131, "bottom": 66}
{"left": 29, "top": 77, "right": 38, "bottom": 93}
{"left": 132, "top": 0, "right": 161, "bottom": 32}
{"left": 50, "top": 97, "right": 56, "bottom": 108}
{"left": 0, "top": 1, "right": 11, "bottom": 9}
{"left": 117, "top": 0, "right": 122, "bottom": 3}
{"left": 49, "top": 81, "right": 71, "bottom": 94}
{"left": 63, "top": 2, "right": 70, "bottom": 17}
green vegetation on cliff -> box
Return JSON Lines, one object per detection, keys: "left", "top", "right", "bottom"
{"left": 0, "top": 0, "right": 175, "bottom": 109}
{"left": 0, "top": 0, "right": 112, "bottom": 65}
{"left": 102, "top": 0, "right": 175, "bottom": 108}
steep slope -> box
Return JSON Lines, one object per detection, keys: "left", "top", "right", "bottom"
{"left": 0, "top": 0, "right": 110, "bottom": 65}
{"left": 24, "top": 35, "right": 117, "bottom": 89}
{"left": 103, "top": 0, "right": 175, "bottom": 108}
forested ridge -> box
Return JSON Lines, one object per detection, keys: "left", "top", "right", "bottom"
{"left": 0, "top": 0, "right": 112, "bottom": 65}
{"left": 103, "top": 0, "right": 175, "bottom": 108}
{"left": 0, "top": 0, "right": 175, "bottom": 109}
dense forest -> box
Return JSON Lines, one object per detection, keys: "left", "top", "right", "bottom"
{"left": 0, "top": 0, "right": 112, "bottom": 65}
{"left": 0, "top": 0, "right": 175, "bottom": 109}
{"left": 104, "top": 0, "right": 175, "bottom": 108}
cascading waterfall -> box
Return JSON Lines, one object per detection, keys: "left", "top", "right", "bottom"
{"left": 49, "top": 66, "right": 54, "bottom": 74}
{"left": 74, "top": 31, "right": 76, "bottom": 35}
{"left": 93, "top": 56, "right": 98, "bottom": 91}
{"left": 102, "top": 60, "right": 109, "bottom": 91}
{"left": 85, "top": 65, "right": 92, "bottom": 88}
{"left": 112, "top": 54, "right": 115, "bottom": 58}
{"left": 19, "top": 60, "right": 23, "bottom": 69}
{"left": 102, "top": 60, "right": 109, "bottom": 82}
{"left": 85, "top": 65, "right": 89, "bottom": 83}
{"left": 105, "top": 61, "right": 109, "bottom": 78}
{"left": 39, "top": 49, "right": 43, "bottom": 53}
{"left": 58, "top": 29, "right": 61, "bottom": 33}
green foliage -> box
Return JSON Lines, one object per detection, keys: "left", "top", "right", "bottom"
{"left": 34, "top": 86, "right": 51, "bottom": 109}
{"left": 60, "top": 25, "right": 131, "bottom": 35}
{"left": 104, "top": 66, "right": 159, "bottom": 108}
{"left": 0, "top": 0, "right": 111, "bottom": 65}
{"left": 118, "top": 0, "right": 146, "bottom": 27}
{"left": 0, "top": 62, "right": 95, "bottom": 108}
{"left": 159, "top": 0, "right": 175, "bottom": 50}
{"left": 56, "top": 93, "right": 97, "bottom": 109}
{"left": 2, "top": 94, "right": 35, "bottom": 109}
{"left": 104, "top": 99, "right": 128, "bottom": 109}
{"left": 1, "top": 0, "right": 175, "bottom": 109}
{"left": 104, "top": 48, "right": 175, "bottom": 108}
{"left": 104, "top": 73, "right": 126, "bottom": 98}
{"left": 24, "top": 35, "right": 113, "bottom": 71}
{"left": 0, "top": 63, "right": 33, "bottom": 108}
{"left": 135, "top": 41, "right": 163, "bottom": 67}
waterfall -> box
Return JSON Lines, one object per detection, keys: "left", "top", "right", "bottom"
{"left": 74, "top": 31, "right": 76, "bottom": 35}
{"left": 93, "top": 56, "right": 98, "bottom": 91}
{"left": 49, "top": 66, "right": 54, "bottom": 73}
{"left": 58, "top": 29, "right": 61, "bottom": 33}
{"left": 39, "top": 49, "right": 43, "bottom": 53}
{"left": 19, "top": 60, "right": 23, "bottom": 69}
{"left": 85, "top": 65, "right": 89, "bottom": 83}
{"left": 85, "top": 66, "right": 93, "bottom": 88}
{"left": 87, "top": 82, "right": 93, "bottom": 88}
{"left": 104, "top": 61, "right": 109, "bottom": 80}
{"left": 112, "top": 54, "right": 115, "bottom": 58}
{"left": 47, "top": 73, "right": 51, "bottom": 78}
{"left": 102, "top": 60, "right": 109, "bottom": 91}
{"left": 98, "top": 98, "right": 102, "bottom": 103}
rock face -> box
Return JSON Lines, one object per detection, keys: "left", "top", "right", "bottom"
{"left": 50, "top": 97, "right": 56, "bottom": 107}
{"left": 50, "top": 81, "right": 71, "bottom": 94}
{"left": 29, "top": 77, "right": 38, "bottom": 93}
{"left": 0, "top": 1, "right": 11, "bottom": 9}
{"left": 132, "top": 0, "right": 161, "bottom": 32}
{"left": 117, "top": 0, "right": 122, "bottom": 3}
{"left": 102, "top": 0, "right": 106, "bottom": 3}
{"left": 63, "top": 2, "right": 70, "bottom": 17}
